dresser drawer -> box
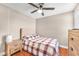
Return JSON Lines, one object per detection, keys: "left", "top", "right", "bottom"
{"left": 69, "top": 43, "right": 79, "bottom": 56}
{"left": 69, "top": 34, "right": 79, "bottom": 45}
{"left": 8, "top": 41, "right": 21, "bottom": 49}
{"left": 10, "top": 48, "right": 20, "bottom": 55}
{"left": 69, "top": 30, "right": 79, "bottom": 37}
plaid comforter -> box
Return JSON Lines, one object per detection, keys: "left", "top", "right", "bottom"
{"left": 23, "top": 37, "right": 59, "bottom": 56}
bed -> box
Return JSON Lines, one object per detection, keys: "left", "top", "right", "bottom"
{"left": 20, "top": 28, "right": 59, "bottom": 56}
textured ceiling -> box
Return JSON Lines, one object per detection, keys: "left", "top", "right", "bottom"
{"left": 2, "top": 3, "right": 76, "bottom": 19}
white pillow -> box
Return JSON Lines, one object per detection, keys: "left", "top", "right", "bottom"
{"left": 23, "top": 34, "right": 40, "bottom": 40}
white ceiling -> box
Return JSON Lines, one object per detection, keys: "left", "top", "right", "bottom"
{"left": 2, "top": 3, "right": 76, "bottom": 19}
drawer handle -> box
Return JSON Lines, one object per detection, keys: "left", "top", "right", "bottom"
{"left": 71, "top": 38, "right": 73, "bottom": 40}
{"left": 71, "top": 47, "right": 73, "bottom": 51}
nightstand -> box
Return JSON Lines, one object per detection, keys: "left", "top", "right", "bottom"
{"left": 5, "top": 39, "right": 23, "bottom": 56}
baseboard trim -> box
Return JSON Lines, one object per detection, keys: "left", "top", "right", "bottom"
{"left": 59, "top": 45, "right": 68, "bottom": 49}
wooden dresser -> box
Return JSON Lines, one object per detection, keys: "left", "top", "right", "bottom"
{"left": 5, "top": 40, "right": 22, "bottom": 56}
{"left": 68, "top": 29, "right": 79, "bottom": 56}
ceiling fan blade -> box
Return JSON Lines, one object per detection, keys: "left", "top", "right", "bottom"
{"left": 31, "top": 9, "right": 38, "bottom": 13}
{"left": 28, "top": 3, "right": 39, "bottom": 8}
{"left": 43, "top": 8, "right": 55, "bottom": 10}
{"left": 42, "top": 13, "right": 44, "bottom": 16}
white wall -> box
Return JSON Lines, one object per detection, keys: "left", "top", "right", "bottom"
{"left": 0, "top": 4, "right": 36, "bottom": 55}
{"left": 36, "top": 12, "right": 73, "bottom": 47}
{"left": 74, "top": 4, "right": 79, "bottom": 28}
{"left": 9, "top": 8, "right": 36, "bottom": 39}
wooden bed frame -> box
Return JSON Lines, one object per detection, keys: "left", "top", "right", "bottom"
{"left": 20, "top": 28, "right": 29, "bottom": 40}
{"left": 19, "top": 28, "right": 59, "bottom": 56}
{"left": 20, "top": 28, "right": 22, "bottom": 40}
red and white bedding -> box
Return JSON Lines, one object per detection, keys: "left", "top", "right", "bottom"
{"left": 23, "top": 35, "right": 59, "bottom": 56}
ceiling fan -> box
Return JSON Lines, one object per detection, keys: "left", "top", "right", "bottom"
{"left": 28, "top": 3, "right": 55, "bottom": 16}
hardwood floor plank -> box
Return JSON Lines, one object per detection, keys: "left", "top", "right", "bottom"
{"left": 59, "top": 48, "right": 68, "bottom": 56}
{"left": 13, "top": 50, "right": 32, "bottom": 56}
{"left": 13, "top": 47, "right": 68, "bottom": 56}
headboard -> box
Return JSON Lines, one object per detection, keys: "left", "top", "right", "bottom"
{"left": 20, "top": 28, "right": 26, "bottom": 40}
{"left": 19, "top": 28, "right": 35, "bottom": 40}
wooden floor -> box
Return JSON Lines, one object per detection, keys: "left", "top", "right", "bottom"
{"left": 59, "top": 47, "right": 68, "bottom": 56}
{"left": 13, "top": 51, "right": 32, "bottom": 56}
{"left": 13, "top": 47, "right": 68, "bottom": 56}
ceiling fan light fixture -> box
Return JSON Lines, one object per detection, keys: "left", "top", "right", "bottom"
{"left": 37, "top": 9, "right": 42, "bottom": 13}
{"left": 29, "top": 3, "right": 55, "bottom": 16}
